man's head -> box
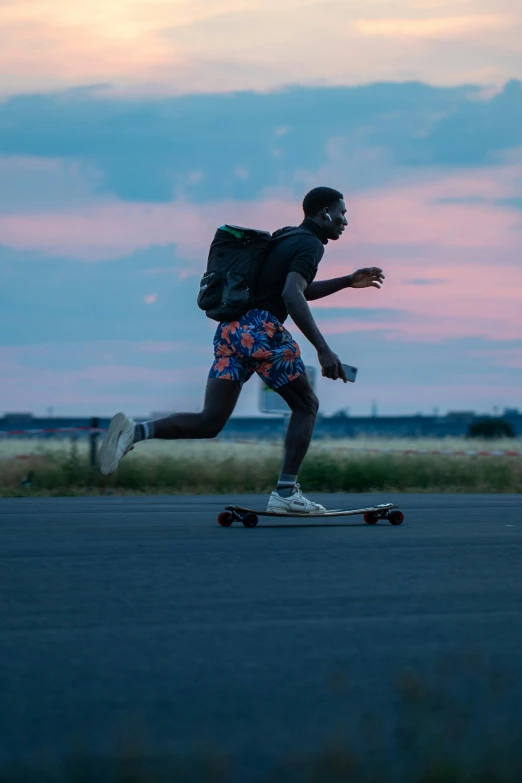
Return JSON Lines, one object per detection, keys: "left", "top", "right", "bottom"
{"left": 302, "top": 186, "right": 348, "bottom": 241}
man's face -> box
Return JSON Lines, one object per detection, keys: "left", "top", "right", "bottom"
{"left": 324, "top": 199, "right": 348, "bottom": 241}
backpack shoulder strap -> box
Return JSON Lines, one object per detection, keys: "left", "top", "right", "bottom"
{"left": 270, "top": 226, "right": 315, "bottom": 244}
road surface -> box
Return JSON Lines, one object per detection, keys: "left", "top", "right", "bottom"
{"left": 1, "top": 493, "right": 521, "bottom": 775}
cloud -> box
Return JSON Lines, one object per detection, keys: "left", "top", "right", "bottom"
{"left": 0, "top": 243, "right": 213, "bottom": 344}
{"left": 3, "top": 221, "right": 520, "bottom": 398}
{"left": 0, "top": 357, "right": 213, "bottom": 416}
{"left": 0, "top": 155, "right": 102, "bottom": 213}
{"left": 405, "top": 278, "right": 447, "bottom": 285}
{"left": 436, "top": 196, "right": 488, "bottom": 205}
{"left": 355, "top": 15, "right": 511, "bottom": 38}
{"left": 470, "top": 343, "right": 522, "bottom": 369}
{"left": 1, "top": 164, "right": 519, "bottom": 261}
{"left": 1, "top": 0, "right": 521, "bottom": 94}
{"left": 303, "top": 332, "right": 522, "bottom": 416}
{"left": 497, "top": 197, "right": 522, "bottom": 210}
{"left": 0, "top": 0, "right": 174, "bottom": 95}
{"left": 310, "top": 307, "right": 410, "bottom": 322}
{"left": 0, "top": 82, "right": 520, "bottom": 208}
{"left": 397, "top": 80, "right": 522, "bottom": 167}
{"left": 2, "top": 330, "right": 521, "bottom": 418}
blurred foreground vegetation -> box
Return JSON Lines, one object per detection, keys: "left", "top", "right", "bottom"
{"left": 1, "top": 659, "right": 521, "bottom": 782}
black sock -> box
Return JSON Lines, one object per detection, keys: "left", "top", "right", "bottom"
{"left": 276, "top": 473, "right": 297, "bottom": 498}
{"left": 133, "top": 421, "right": 155, "bottom": 444}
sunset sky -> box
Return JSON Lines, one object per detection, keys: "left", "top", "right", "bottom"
{"left": 1, "top": 0, "right": 521, "bottom": 417}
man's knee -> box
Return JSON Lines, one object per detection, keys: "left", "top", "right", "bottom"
{"left": 307, "top": 392, "right": 319, "bottom": 417}
{"left": 276, "top": 375, "right": 319, "bottom": 417}
{"left": 200, "top": 415, "right": 227, "bottom": 439}
{"left": 292, "top": 389, "right": 319, "bottom": 418}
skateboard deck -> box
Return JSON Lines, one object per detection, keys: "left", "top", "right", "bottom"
{"left": 217, "top": 503, "right": 404, "bottom": 527}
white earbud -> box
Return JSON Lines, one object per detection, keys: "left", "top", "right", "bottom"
{"left": 325, "top": 213, "right": 332, "bottom": 222}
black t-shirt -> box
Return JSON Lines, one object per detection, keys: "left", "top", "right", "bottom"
{"left": 253, "top": 218, "right": 328, "bottom": 322}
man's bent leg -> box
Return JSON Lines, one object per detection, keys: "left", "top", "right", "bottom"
{"left": 99, "top": 379, "right": 241, "bottom": 475}
{"left": 152, "top": 378, "right": 241, "bottom": 439}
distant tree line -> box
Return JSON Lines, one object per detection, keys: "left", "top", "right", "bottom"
{"left": 467, "top": 419, "right": 515, "bottom": 439}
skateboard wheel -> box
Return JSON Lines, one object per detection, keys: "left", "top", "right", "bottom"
{"left": 388, "top": 510, "right": 404, "bottom": 526}
{"left": 217, "top": 511, "right": 234, "bottom": 527}
{"left": 364, "top": 512, "right": 379, "bottom": 525}
{"left": 242, "top": 512, "right": 258, "bottom": 528}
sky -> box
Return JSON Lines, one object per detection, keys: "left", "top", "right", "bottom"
{"left": 1, "top": 0, "right": 521, "bottom": 418}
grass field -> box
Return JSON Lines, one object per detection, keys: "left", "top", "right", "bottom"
{"left": 1, "top": 436, "right": 521, "bottom": 496}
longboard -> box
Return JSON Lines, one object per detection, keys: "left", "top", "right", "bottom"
{"left": 217, "top": 503, "right": 404, "bottom": 527}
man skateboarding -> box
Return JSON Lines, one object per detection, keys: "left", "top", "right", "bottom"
{"left": 99, "top": 186, "right": 384, "bottom": 514}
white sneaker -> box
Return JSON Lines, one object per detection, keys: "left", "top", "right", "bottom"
{"left": 98, "top": 412, "right": 136, "bottom": 475}
{"left": 267, "top": 484, "right": 326, "bottom": 515}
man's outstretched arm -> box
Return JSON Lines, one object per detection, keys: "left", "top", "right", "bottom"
{"left": 305, "top": 267, "right": 385, "bottom": 301}
{"left": 282, "top": 272, "right": 347, "bottom": 382}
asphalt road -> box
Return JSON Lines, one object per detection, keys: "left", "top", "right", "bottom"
{"left": 1, "top": 493, "right": 521, "bottom": 775}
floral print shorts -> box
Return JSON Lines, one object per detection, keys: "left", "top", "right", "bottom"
{"left": 209, "top": 309, "right": 305, "bottom": 389}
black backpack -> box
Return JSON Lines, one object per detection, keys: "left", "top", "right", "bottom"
{"left": 197, "top": 224, "right": 307, "bottom": 322}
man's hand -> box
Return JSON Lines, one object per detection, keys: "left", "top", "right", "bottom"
{"left": 317, "top": 345, "right": 347, "bottom": 382}
{"left": 349, "top": 267, "right": 385, "bottom": 289}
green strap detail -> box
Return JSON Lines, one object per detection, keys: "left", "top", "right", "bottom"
{"left": 220, "top": 225, "right": 244, "bottom": 239}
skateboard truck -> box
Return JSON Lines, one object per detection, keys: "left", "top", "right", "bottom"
{"left": 218, "top": 508, "right": 258, "bottom": 528}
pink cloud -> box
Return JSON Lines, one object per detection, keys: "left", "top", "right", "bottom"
{"left": 0, "top": 341, "right": 206, "bottom": 361}
{"left": 1, "top": 336, "right": 519, "bottom": 418}
{"left": 0, "top": 340, "right": 211, "bottom": 414}
{"left": 2, "top": 164, "right": 521, "bottom": 351}
{"left": 2, "top": 161, "right": 522, "bottom": 416}
{"left": 1, "top": 165, "right": 521, "bottom": 261}
{"left": 469, "top": 348, "right": 522, "bottom": 369}
{"left": 355, "top": 15, "right": 513, "bottom": 39}
{"left": 2, "top": 0, "right": 521, "bottom": 96}
{"left": 0, "top": 360, "right": 212, "bottom": 415}
{"left": 313, "top": 368, "right": 522, "bottom": 417}
{"left": 0, "top": 196, "right": 297, "bottom": 260}
{"left": 311, "top": 251, "right": 522, "bottom": 343}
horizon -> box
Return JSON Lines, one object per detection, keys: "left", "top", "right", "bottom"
{"left": 0, "top": 405, "right": 519, "bottom": 421}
